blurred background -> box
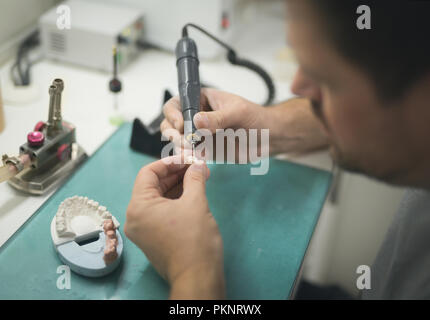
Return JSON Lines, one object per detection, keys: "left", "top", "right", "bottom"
{"left": 0, "top": 0, "right": 404, "bottom": 298}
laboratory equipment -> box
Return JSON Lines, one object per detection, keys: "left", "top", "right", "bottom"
{"left": 108, "top": 46, "right": 125, "bottom": 126}
{"left": 0, "top": 79, "right": 87, "bottom": 194}
{"left": 96, "top": 0, "right": 239, "bottom": 59}
{"left": 39, "top": 0, "right": 143, "bottom": 72}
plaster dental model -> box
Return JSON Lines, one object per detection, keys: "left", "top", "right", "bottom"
{"left": 103, "top": 219, "right": 118, "bottom": 264}
{"left": 50, "top": 196, "right": 123, "bottom": 277}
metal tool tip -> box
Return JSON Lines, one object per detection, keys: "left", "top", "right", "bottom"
{"left": 191, "top": 142, "right": 196, "bottom": 157}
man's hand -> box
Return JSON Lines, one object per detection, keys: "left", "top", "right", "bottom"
{"left": 124, "top": 156, "right": 225, "bottom": 299}
{"left": 161, "top": 88, "right": 270, "bottom": 162}
{"left": 161, "top": 88, "right": 329, "bottom": 161}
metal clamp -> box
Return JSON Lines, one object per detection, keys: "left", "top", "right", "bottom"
{"left": 2, "top": 154, "right": 24, "bottom": 172}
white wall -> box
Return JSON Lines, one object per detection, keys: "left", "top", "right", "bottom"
{"left": 0, "top": 0, "right": 59, "bottom": 64}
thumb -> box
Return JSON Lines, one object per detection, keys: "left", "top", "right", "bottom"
{"left": 182, "top": 162, "right": 210, "bottom": 199}
{"left": 194, "top": 109, "right": 239, "bottom": 133}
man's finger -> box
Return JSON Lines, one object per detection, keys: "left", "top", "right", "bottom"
{"left": 160, "top": 121, "right": 192, "bottom": 152}
{"left": 159, "top": 168, "right": 187, "bottom": 195}
{"left": 194, "top": 89, "right": 247, "bottom": 133}
{"left": 200, "top": 88, "right": 239, "bottom": 111}
{"left": 182, "top": 162, "right": 210, "bottom": 200}
{"left": 174, "top": 146, "right": 193, "bottom": 158}
{"left": 193, "top": 107, "right": 243, "bottom": 133}
{"left": 160, "top": 120, "right": 193, "bottom": 152}
{"left": 163, "top": 96, "right": 183, "bottom": 131}
{"left": 161, "top": 120, "right": 183, "bottom": 146}
{"left": 134, "top": 156, "right": 188, "bottom": 197}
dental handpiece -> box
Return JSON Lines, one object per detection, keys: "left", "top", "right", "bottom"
{"left": 175, "top": 35, "right": 201, "bottom": 152}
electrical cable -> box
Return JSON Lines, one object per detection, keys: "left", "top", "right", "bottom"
{"left": 10, "top": 30, "right": 40, "bottom": 86}
{"left": 182, "top": 23, "right": 275, "bottom": 106}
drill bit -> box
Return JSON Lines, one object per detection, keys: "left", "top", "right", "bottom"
{"left": 191, "top": 141, "right": 196, "bottom": 158}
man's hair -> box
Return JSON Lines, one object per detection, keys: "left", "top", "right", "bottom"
{"left": 305, "top": 0, "right": 430, "bottom": 100}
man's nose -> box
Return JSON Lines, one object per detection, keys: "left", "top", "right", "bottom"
{"left": 291, "top": 67, "right": 320, "bottom": 101}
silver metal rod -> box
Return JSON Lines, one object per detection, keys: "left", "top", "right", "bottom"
{"left": 52, "top": 79, "right": 64, "bottom": 132}
{"left": 47, "top": 84, "right": 57, "bottom": 134}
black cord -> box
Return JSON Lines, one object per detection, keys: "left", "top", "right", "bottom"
{"left": 182, "top": 23, "right": 275, "bottom": 106}
{"left": 11, "top": 30, "right": 40, "bottom": 86}
{"left": 226, "top": 51, "right": 275, "bottom": 107}
{"left": 182, "top": 23, "right": 233, "bottom": 52}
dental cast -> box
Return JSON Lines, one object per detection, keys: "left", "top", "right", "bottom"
{"left": 52, "top": 195, "right": 120, "bottom": 246}
{"left": 103, "top": 219, "right": 118, "bottom": 264}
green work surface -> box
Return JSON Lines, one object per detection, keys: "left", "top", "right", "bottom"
{"left": 0, "top": 123, "right": 332, "bottom": 299}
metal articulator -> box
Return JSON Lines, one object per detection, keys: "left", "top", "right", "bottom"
{"left": 1, "top": 79, "right": 87, "bottom": 195}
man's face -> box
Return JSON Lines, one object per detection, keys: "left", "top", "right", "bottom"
{"left": 286, "top": 0, "right": 425, "bottom": 185}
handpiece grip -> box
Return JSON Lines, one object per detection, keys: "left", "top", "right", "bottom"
{"left": 175, "top": 37, "right": 201, "bottom": 140}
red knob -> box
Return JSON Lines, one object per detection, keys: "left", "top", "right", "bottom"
{"left": 34, "top": 121, "right": 46, "bottom": 132}
{"left": 57, "top": 144, "right": 71, "bottom": 161}
{"left": 27, "top": 131, "right": 45, "bottom": 147}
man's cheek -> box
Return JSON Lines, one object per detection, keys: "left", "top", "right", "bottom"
{"left": 325, "top": 107, "right": 365, "bottom": 148}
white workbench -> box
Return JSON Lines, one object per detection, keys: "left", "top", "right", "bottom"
{"left": 0, "top": 13, "right": 332, "bottom": 248}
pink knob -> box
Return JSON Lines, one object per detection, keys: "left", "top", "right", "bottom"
{"left": 57, "top": 144, "right": 71, "bottom": 161}
{"left": 27, "top": 131, "right": 45, "bottom": 147}
{"left": 34, "top": 121, "right": 46, "bottom": 132}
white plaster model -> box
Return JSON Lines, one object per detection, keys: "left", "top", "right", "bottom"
{"left": 103, "top": 219, "right": 118, "bottom": 264}
{"left": 51, "top": 196, "right": 119, "bottom": 246}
